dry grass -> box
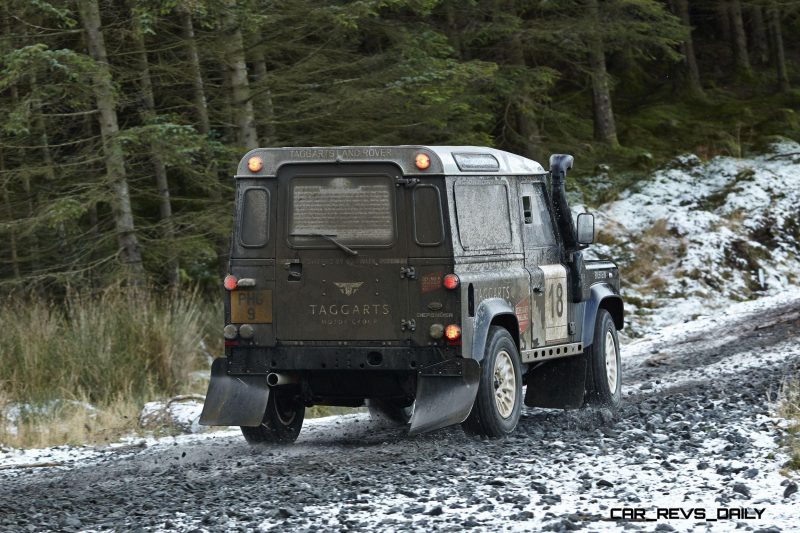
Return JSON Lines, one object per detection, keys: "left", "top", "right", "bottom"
{"left": 622, "top": 219, "right": 685, "bottom": 292}
{"left": 0, "top": 288, "right": 214, "bottom": 448}
{"left": 779, "top": 378, "right": 800, "bottom": 471}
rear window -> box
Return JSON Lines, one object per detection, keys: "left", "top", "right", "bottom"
{"left": 412, "top": 184, "right": 444, "bottom": 246}
{"left": 288, "top": 176, "right": 395, "bottom": 246}
{"left": 239, "top": 187, "right": 269, "bottom": 247}
{"left": 454, "top": 182, "right": 512, "bottom": 250}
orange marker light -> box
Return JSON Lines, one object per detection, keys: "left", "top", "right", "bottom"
{"left": 223, "top": 275, "right": 238, "bottom": 291}
{"left": 444, "top": 324, "right": 461, "bottom": 341}
{"left": 247, "top": 156, "right": 263, "bottom": 173}
{"left": 415, "top": 153, "right": 430, "bottom": 170}
{"left": 443, "top": 274, "right": 460, "bottom": 290}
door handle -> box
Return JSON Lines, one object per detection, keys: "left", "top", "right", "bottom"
{"left": 287, "top": 262, "right": 302, "bottom": 281}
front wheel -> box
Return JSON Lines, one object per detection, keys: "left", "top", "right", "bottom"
{"left": 584, "top": 309, "right": 622, "bottom": 408}
{"left": 241, "top": 387, "right": 304, "bottom": 444}
{"left": 462, "top": 326, "right": 523, "bottom": 438}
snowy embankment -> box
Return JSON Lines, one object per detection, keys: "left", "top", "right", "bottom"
{"left": 588, "top": 139, "right": 800, "bottom": 337}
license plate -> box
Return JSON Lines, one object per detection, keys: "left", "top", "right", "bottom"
{"left": 230, "top": 290, "right": 273, "bottom": 323}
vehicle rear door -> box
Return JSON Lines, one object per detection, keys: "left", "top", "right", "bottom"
{"left": 275, "top": 163, "right": 409, "bottom": 342}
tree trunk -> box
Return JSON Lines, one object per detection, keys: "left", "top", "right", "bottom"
{"left": 251, "top": 52, "right": 276, "bottom": 147}
{"left": 505, "top": 23, "right": 541, "bottom": 160}
{"left": 445, "top": 1, "right": 463, "bottom": 59}
{"left": 0, "top": 150, "right": 20, "bottom": 279}
{"left": 132, "top": 12, "right": 179, "bottom": 287}
{"left": 768, "top": 3, "right": 790, "bottom": 92}
{"left": 729, "top": 0, "right": 751, "bottom": 76}
{"left": 749, "top": 5, "right": 769, "bottom": 64}
{"left": 223, "top": 5, "right": 258, "bottom": 151}
{"left": 586, "top": 0, "right": 619, "bottom": 146}
{"left": 670, "top": 0, "right": 703, "bottom": 97}
{"left": 717, "top": 2, "right": 731, "bottom": 42}
{"left": 179, "top": 8, "right": 210, "bottom": 136}
{"left": 4, "top": 5, "right": 39, "bottom": 273}
{"left": 78, "top": 0, "right": 144, "bottom": 282}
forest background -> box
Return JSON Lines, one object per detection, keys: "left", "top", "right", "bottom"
{"left": 0, "top": 0, "right": 798, "bottom": 446}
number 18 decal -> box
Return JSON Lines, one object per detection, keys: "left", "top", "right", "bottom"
{"left": 540, "top": 264, "right": 568, "bottom": 343}
{"left": 548, "top": 281, "right": 564, "bottom": 319}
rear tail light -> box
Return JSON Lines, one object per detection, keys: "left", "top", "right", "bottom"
{"left": 444, "top": 324, "right": 461, "bottom": 341}
{"left": 415, "top": 152, "right": 430, "bottom": 170}
{"left": 443, "top": 274, "right": 460, "bottom": 290}
{"left": 223, "top": 275, "right": 238, "bottom": 290}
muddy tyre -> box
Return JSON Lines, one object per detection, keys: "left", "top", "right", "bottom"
{"left": 584, "top": 309, "right": 622, "bottom": 408}
{"left": 366, "top": 399, "right": 414, "bottom": 425}
{"left": 241, "top": 387, "right": 304, "bottom": 444}
{"left": 462, "top": 326, "right": 523, "bottom": 438}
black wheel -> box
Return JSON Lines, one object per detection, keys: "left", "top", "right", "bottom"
{"left": 366, "top": 398, "right": 414, "bottom": 425}
{"left": 241, "top": 387, "right": 304, "bottom": 444}
{"left": 584, "top": 309, "right": 622, "bottom": 408}
{"left": 462, "top": 326, "right": 523, "bottom": 438}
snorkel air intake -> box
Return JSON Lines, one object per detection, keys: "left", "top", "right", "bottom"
{"left": 549, "top": 154, "right": 579, "bottom": 254}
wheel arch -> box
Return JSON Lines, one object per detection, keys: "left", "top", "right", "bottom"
{"left": 471, "top": 298, "right": 519, "bottom": 362}
{"left": 581, "top": 284, "right": 624, "bottom": 348}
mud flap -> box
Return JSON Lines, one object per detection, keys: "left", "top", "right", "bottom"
{"left": 199, "top": 358, "right": 271, "bottom": 427}
{"left": 409, "top": 358, "right": 480, "bottom": 435}
{"left": 524, "top": 353, "right": 587, "bottom": 409}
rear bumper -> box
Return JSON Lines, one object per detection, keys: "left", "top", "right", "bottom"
{"left": 227, "top": 345, "right": 445, "bottom": 374}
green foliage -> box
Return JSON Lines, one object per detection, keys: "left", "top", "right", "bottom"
{"left": 0, "top": 0, "right": 798, "bottom": 290}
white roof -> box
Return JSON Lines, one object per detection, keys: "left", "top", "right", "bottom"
{"left": 427, "top": 146, "right": 546, "bottom": 175}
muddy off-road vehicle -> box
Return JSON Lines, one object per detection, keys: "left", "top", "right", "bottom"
{"left": 199, "top": 146, "right": 623, "bottom": 442}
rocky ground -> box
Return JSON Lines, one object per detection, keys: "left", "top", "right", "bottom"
{"left": 1, "top": 292, "right": 799, "bottom": 532}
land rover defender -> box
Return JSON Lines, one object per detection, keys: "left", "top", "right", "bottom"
{"left": 199, "top": 146, "right": 624, "bottom": 443}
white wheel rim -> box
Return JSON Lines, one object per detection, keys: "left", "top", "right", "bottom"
{"left": 605, "top": 330, "right": 618, "bottom": 392}
{"left": 493, "top": 350, "right": 516, "bottom": 419}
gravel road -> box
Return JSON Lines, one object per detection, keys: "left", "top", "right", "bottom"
{"left": 1, "top": 295, "right": 799, "bottom": 532}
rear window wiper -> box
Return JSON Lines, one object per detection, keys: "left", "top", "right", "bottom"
{"left": 290, "top": 232, "right": 358, "bottom": 256}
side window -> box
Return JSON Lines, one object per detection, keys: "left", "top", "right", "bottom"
{"left": 454, "top": 182, "right": 512, "bottom": 250}
{"left": 525, "top": 184, "right": 556, "bottom": 247}
{"left": 412, "top": 184, "right": 445, "bottom": 246}
{"left": 239, "top": 187, "right": 270, "bottom": 247}
{"left": 522, "top": 196, "right": 533, "bottom": 224}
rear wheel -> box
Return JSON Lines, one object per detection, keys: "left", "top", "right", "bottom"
{"left": 241, "top": 387, "right": 304, "bottom": 444}
{"left": 462, "top": 326, "right": 522, "bottom": 438}
{"left": 366, "top": 399, "right": 414, "bottom": 425}
{"left": 584, "top": 309, "right": 622, "bottom": 408}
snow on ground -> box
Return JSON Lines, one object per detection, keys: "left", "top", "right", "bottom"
{"left": 588, "top": 139, "right": 800, "bottom": 337}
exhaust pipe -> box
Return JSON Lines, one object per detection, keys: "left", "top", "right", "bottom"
{"left": 267, "top": 372, "right": 299, "bottom": 387}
